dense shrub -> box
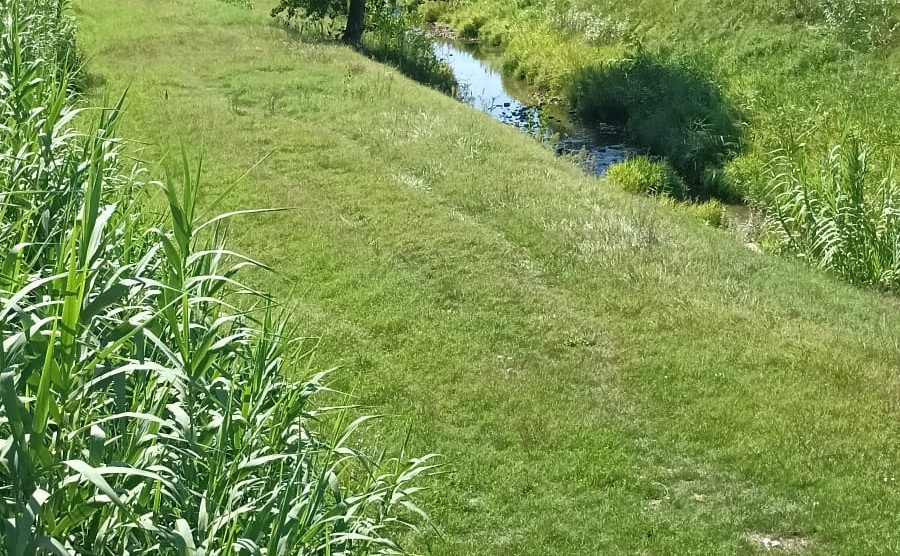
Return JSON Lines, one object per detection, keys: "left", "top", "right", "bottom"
{"left": 0, "top": 2, "right": 436, "bottom": 553}
{"left": 607, "top": 156, "right": 687, "bottom": 199}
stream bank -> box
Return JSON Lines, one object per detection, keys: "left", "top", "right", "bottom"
{"left": 431, "top": 40, "right": 631, "bottom": 176}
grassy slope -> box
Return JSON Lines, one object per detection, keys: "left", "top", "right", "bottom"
{"left": 76, "top": 1, "right": 900, "bottom": 553}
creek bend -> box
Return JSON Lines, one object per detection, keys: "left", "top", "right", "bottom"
{"left": 432, "top": 41, "right": 631, "bottom": 176}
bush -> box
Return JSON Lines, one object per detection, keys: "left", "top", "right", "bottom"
{"left": 419, "top": 0, "right": 450, "bottom": 23}
{"left": 572, "top": 54, "right": 741, "bottom": 196}
{"left": 768, "top": 141, "right": 900, "bottom": 289}
{"left": 607, "top": 156, "right": 687, "bottom": 199}
{"left": 1, "top": 2, "right": 436, "bottom": 553}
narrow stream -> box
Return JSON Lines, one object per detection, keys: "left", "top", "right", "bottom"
{"left": 432, "top": 41, "right": 631, "bottom": 176}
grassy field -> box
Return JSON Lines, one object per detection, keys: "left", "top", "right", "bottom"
{"left": 75, "top": 0, "right": 900, "bottom": 553}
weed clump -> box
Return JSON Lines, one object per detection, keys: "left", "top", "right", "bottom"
{"left": 607, "top": 156, "right": 687, "bottom": 199}
{"left": 768, "top": 141, "right": 900, "bottom": 289}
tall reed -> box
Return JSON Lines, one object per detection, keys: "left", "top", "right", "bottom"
{"left": 0, "top": 2, "right": 436, "bottom": 554}
{"left": 768, "top": 141, "right": 900, "bottom": 289}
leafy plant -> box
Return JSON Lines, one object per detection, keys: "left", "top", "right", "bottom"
{"left": 0, "top": 2, "right": 437, "bottom": 553}
{"left": 768, "top": 141, "right": 900, "bottom": 289}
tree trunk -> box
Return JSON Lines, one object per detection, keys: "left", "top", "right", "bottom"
{"left": 342, "top": 0, "right": 366, "bottom": 47}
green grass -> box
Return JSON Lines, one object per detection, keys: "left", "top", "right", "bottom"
{"left": 607, "top": 156, "right": 686, "bottom": 199}
{"left": 75, "top": 0, "right": 900, "bottom": 553}
{"left": 768, "top": 140, "right": 900, "bottom": 289}
{"left": 429, "top": 0, "right": 900, "bottom": 287}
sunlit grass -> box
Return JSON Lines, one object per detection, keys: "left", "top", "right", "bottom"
{"left": 769, "top": 141, "right": 900, "bottom": 289}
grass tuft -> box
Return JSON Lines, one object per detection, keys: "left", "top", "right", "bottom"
{"left": 768, "top": 140, "right": 900, "bottom": 289}
{"left": 606, "top": 156, "right": 687, "bottom": 199}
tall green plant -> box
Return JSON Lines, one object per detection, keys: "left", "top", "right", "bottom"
{"left": 768, "top": 141, "right": 900, "bottom": 289}
{"left": 0, "top": 2, "right": 436, "bottom": 554}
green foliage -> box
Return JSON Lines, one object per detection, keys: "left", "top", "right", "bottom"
{"left": 271, "top": 0, "right": 345, "bottom": 20}
{"left": 417, "top": 0, "right": 450, "bottom": 23}
{"left": 544, "top": 0, "right": 630, "bottom": 45}
{"left": 720, "top": 0, "right": 900, "bottom": 50}
{"left": 434, "top": 0, "right": 900, "bottom": 288}
{"left": 572, "top": 54, "right": 741, "bottom": 196}
{"left": 458, "top": 14, "right": 485, "bottom": 39}
{"left": 363, "top": 4, "right": 457, "bottom": 92}
{"left": 6, "top": 0, "right": 84, "bottom": 85}
{"left": 769, "top": 141, "right": 900, "bottom": 289}
{"left": 721, "top": 153, "right": 769, "bottom": 203}
{"left": 685, "top": 199, "right": 727, "bottom": 227}
{"left": 657, "top": 197, "right": 729, "bottom": 227}
{"left": 271, "top": 0, "right": 456, "bottom": 92}
{"left": 606, "top": 156, "right": 687, "bottom": 199}
{"left": 0, "top": 2, "right": 436, "bottom": 553}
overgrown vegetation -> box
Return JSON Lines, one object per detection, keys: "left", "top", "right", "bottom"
{"left": 572, "top": 56, "right": 741, "bottom": 200}
{"left": 429, "top": 0, "right": 900, "bottom": 289}
{"left": 0, "top": 1, "right": 435, "bottom": 553}
{"left": 769, "top": 141, "right": 900, "bottom": 289}
{"left": 362, "top": 3, "right": 456, "bottom": 93}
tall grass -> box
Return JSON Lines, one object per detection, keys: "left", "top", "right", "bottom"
{"left": 768, "top": 141, "right": 900, "bottom": 289}
{"left": 0, "top": 2, "right": 436, "bottom": 554}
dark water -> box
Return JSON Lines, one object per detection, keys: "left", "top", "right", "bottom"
{"left": 432, "top": 41, "right": 629, "bottom": 176}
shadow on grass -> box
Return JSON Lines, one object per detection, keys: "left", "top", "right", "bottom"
{"left": 572, "top": 54, "right": 742, "bottom": 200}
{"left": 361, "top": 29, "right": 456, "bottom": 94}
{"left": 271, "top": 11, "right": 456, "bottom": 95}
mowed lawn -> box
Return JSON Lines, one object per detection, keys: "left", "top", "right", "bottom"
{"left": 76, "top": 1, "right": 900, "bottom": 553}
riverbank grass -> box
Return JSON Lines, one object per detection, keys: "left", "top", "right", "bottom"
{"left": 76, "top": 0, "right": 900, "bottom": 553}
